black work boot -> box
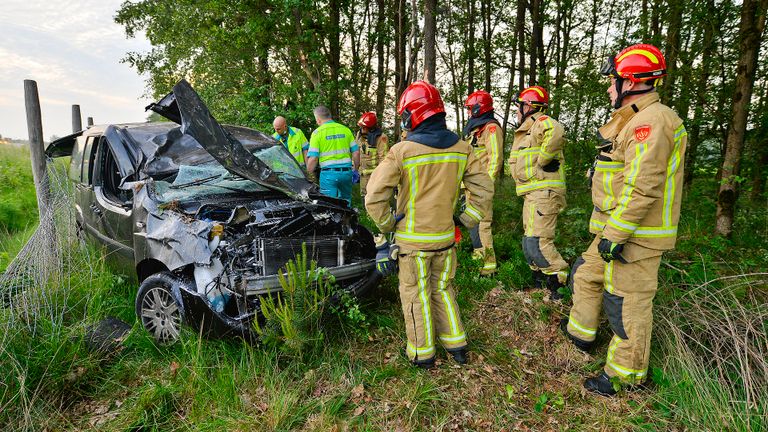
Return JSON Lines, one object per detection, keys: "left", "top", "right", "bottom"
{"left": 545, "top": 274, "right": 566, "bottom": 301}
{"left": 530, "top": 270, "right": 545, "bottom": 289}
{"left": 584, "top": 372, "right": 618, "bottom": 396}
{"left": 412, "top": 357, "right": 436, "bottom": 370}
{"left": 447, "top": 347, "right": 468, "bottom": 365}
{"left": 559, "top": 318, "right": 593, "bottom": 352}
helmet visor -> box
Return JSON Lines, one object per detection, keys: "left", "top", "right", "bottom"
{"left": 600, "top": 57, "right": 617, "bottom": 77}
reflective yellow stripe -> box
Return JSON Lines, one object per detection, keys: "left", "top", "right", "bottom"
{"left": 663, "top": 125, "right": 686, "bottom": 227}
{"left": 601, "top": 170, "right": 615, "bottom": 210}
{"left": 516, "top": 180, "right": 566, "bottom": 194}
{"left": 595, "top": 160, "right": 624, "bottom": 171}
{"left": 439, "top": 332, "right": 466, "bottom": 343}
{"left": 465, "top": 204, "right": 482, "bottom": 222}
{"left": 487, "top": 129, "right": 499, "bottom": 178}
{"left": 403, "top": 152, "right": 468, "bottom": 168}
{"left": 538, "top": 119, "right": 555, "bottom": 159}
{"left": 568, "top": 314, "right": 597, "bottom": 337}
{"left": 437, "top": 249, "right": 461, "bottom": 337}
{"left": 606, "top": 336, "right": 647, "bottom": 381}
{"left": 395, "top": 230, "right": 455, "bottom": 243}
{"left": 406, "top": 167, "right": 418, "bottom": 232}
{"left": 482, "top": 262, "right": 497, "bottom": 270}
{"left": 407, "top": 342, "right": 435, "bottom": 357}
{"left": 613, "top": 143, "right": 648, "bottom": 221}
{"left": 617, "top": 48, "right": 660, "bottom": 65}
{"left": 525, "top": 199, "right": 535, "bottom": 236}
{"left": 415, "top": 254, "right": 433, "bottom": 348}
{"left": 604, "top": 260, "right": 615, "bottom": 294}
{"left": 607, "top": 215, "right": 639, "bottom": 233}
{"left": 634, "top": 225, "right": 678, "bottom": 238}
{"left": 376, "top": 212, "right": 394, "bottom": 230}
{"left": 590, "top": 218, "right": 606, "bottom": 231}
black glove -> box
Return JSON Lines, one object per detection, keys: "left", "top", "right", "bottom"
{"left": 375, "top": 240, "right": 398, "bottom": 276}
{"left": 542, "top": 159, "right": 561, "bottom": 172}
{"left": 453, "top": 215, "right": 464, "bottom": 228}
{"left": 597, "top": 238, "right": 625, "bottom": 263}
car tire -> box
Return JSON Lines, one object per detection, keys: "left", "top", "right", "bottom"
{"left": 135, "top": 272, "right": 185, "bottom": 344}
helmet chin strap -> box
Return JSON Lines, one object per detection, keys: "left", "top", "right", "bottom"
{"left": 613, "top": 78, "right": 655, "bottom": 109}
{"left": 519, "top": 102, "right": 544, "bottom": 124}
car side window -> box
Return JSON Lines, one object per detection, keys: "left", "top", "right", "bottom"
{"left": 69, "top": 136, "right": 86, "bottom": 182}
{"left": 81, "top": 136, "right": 99, "bottom": 185}
{"left": 96, "top": 139, "right": 132, "bottom": 205}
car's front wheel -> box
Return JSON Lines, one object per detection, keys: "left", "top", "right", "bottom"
{"left": 135, "top": 272, "right": 185, "bottom": 344}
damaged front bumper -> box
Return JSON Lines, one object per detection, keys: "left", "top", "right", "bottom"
{"left": 175, "top": 259, "right": 381, "bottom": 340}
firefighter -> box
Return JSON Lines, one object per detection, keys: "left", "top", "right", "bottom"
{"left": 562, "top": 44, "right": 687, "bottom": 396}
{"left": 507, "top": 86, "right": 569, "bottom": 299}
{"left": 365, "top": 81, "right": 493, "bottom": 368}
{"left": 306, "top": 106, "right": 360, "bottom": 206}
{"left": 462, "top": 90, "right": 504, "bottom": 276}
{"left": 273, "top": 116, "right": 309, "bottom": 168}
{"left": 356, "top": 111, "right": 389, "bottom": 197}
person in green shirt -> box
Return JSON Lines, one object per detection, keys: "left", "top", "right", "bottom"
{"left": 273, "top": 116, "right": 309, "bottom": 167}
{"left": 306, "top": 106, "right": 360, "bottom": 206}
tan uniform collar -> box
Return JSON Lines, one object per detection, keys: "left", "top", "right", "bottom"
{"left": 599, "top": 93, "right": 660, "bottom": 139}
{"left": 515, "top": 111, "right": 546, "bottom": 133}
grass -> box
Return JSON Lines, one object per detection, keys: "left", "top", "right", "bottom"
{"left": 1, "top": 149, "right": 767, "bottom": 430}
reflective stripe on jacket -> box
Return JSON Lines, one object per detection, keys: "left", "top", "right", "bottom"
{"left": 508, "top": 112, "right": 566, "bottom": 196}
{"left": 273, "top": 126, "right": 309, "bottom": 166}
{"left": 357, "top": 132, "right": 389, "bottom": 175}
{"left": 469, "top": 120, "right": 504, "bottom": 180}
{"left": 365, "top": 139, "right": 494, "bottom": 252}
{"left": 307, "top": 120, "right": 358, "bottom": 168}
{"left": 589, "top": 93, "right": 687, "bottom": 250}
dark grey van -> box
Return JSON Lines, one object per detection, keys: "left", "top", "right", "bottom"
{"left": 46, "top": 80, "right": 379, "bottom": 343}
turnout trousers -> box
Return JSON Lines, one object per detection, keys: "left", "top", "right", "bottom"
{"left": 360, "top": 173, "right": 371, "bottom": 198}
{"left": 397, "top": 247, "right": 467, "bottom": 362}
{"left": 521, "top": 189, "right": 568, "bottom": 282}
{"left": 566, "top": 235, "right": 663, "bottom": 384}
{"left": 465, "top": 189, "right": 496, "bottom": 275}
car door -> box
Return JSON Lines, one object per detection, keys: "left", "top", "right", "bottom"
{"left": 90, "top": 133, "right": 135, "bottom": 262}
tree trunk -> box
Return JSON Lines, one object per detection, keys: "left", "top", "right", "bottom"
{"left": 328, "top": 0, "right": 342, "bottom": 116}
{"left": 661, "top": 0, "right": 683, "bottom": 105}
{"left": 394, "top": 0, "right": 408, "bottom": 139}
{"left": 751, "top": 135, "right": 768, "bottom": 200}
{"left": 423, "top": 0, "right": 437, "bottom": 83}
{"left": 715, "top": 0, "right": 768, "bottom": 237}
{"left": 684, "top": 0, "right": 717, "bottom": 189}
{"left": 467, "top": 0, "right": 476, "bottom": 93}
{"left": 375, "top": 0, "right": 386, "bottom": 119}
{"left": 482, "top": 0, "right": 492, "bottom": 90}
{"left": 528, "top": 0, "right": 542, "bottom": 84}
{"left": 516, "top": 0, "right": 526, "bottom": 91}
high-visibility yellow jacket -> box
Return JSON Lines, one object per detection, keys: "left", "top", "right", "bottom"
{"left": 589, "top": 93, "right": 687, "bottom": 250}
{"left": 273, "top": 126, "right": 309, "bottom": 166}
{"left": 509, "top": 112, "right": 566, "bottom": 196}
{"left": 357, "top": 132, "right": 389, "bottom": 176}
{"left": 469, "top": 120, "right": 504, "bottom": 180}
{"left": 307, "top": 120, "right": 358, "bottom": 169}
{"left": 365, "top": 139, "right": 494, "bottom": 252}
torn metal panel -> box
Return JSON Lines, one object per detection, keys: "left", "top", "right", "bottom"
{"left": 171, "top": 79, "right": 314, "bottom": 201}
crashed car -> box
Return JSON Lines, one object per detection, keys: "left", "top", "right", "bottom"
{"left": 46, "top": 80, "right": 379, "bottom": 343}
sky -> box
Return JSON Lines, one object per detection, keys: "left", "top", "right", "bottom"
{"left": 0, "top": 0, "right": 152, "bottom": 140}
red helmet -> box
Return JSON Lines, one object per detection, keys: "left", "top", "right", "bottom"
{"left": 397, "top": 81, "right": 445, "bottom": 130}
{"left": 517, "top": 86, "right": 549, "bottom": 106}
{"left": 464, "top": 90, "right": 494, "bottom": 117}
{"left": 601, "top": 43, "right": 667, "bottom": 84}
{"left": 357, "top": 111, "right": 378, "bottom": 128}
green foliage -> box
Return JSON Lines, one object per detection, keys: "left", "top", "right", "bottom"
{"left": 253, "top": 246, "right": 335, "bottom": 357}
{"left": 330, "top": 291, "right": 371, "bottom": 340}
{"left": 0, "top": 146, "right": 38, "bottom": 233}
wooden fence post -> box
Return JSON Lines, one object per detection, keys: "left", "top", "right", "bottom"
{"left": 24, "top": 80, "right": 51, "bottom": 223}
{"left": 72, "top": 104, "right": 82, "bottom": 133}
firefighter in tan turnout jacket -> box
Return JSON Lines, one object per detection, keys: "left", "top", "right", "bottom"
{"left": 508, "top": 86, "right": 569, "bottom": 299}
{"left": 462, "top": 90, "right": 504, "bottom": 276}
{"left": 365, "top": 81, "right": 493, "bottom": 368}
{"left": 562, "top": 44, "right": 687, "bottom": 396}
{"left": 356, "top": 111, "right": 389, "bottom": 197}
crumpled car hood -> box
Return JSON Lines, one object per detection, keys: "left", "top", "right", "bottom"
{"left": 147, "top": 79, "right": 314, "bottom": 201}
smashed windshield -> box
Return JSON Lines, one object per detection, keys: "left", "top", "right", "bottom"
{"left": 153, "top": 145, "right": 305, "bottom": 202}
